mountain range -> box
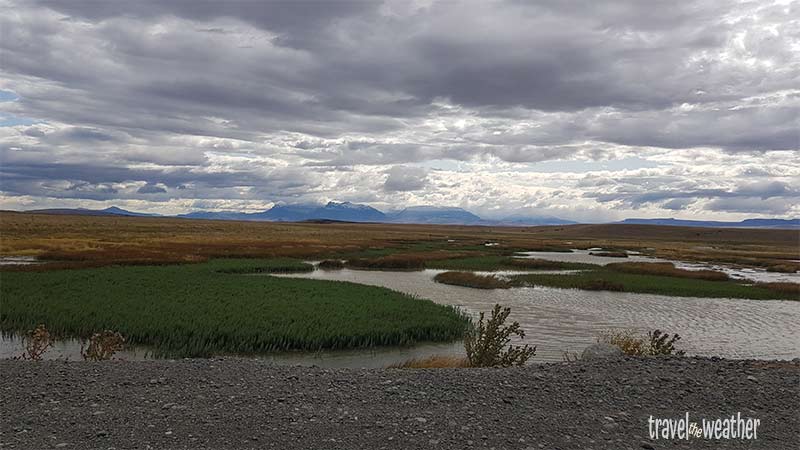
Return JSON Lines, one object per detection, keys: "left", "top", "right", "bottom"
{"left": 16, "top": 203, "right": 799, "bottom": 229}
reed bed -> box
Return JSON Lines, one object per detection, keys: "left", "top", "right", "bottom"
{"left": 606, "top": 262, "right": 730, "bottom": 281}
{"left": 0, "top": 259, "right": 470, "bottom": 357}
{"left": 433, "top": 272, "right": 513, "bottom": 289}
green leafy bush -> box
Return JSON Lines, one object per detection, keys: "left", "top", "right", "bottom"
{"left": 464, "top": 304, "right": 535, "bottom": 367}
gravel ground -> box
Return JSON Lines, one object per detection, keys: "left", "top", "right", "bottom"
{"left": 1, "top": 357, "right": 797, "bottom": 450}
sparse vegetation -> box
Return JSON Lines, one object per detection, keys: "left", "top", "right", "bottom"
{"left": 597, "top": 328, "right": 685, "bottom": 356}
{"left": 387, "top": 355, "right": 470, "bottom": 368}
{"left": 433, "top": 272, "right": 513, "bottom": 289}
{"left": 464, "top": 304, "right": 536, "bottom": 367}
{"left": 647, "top": 330, "right": 685, "bottom": 356}
{"left": 16, "top": 324, "right": 53, "bottom": 360}
{"left": 0, "top": 259, "right": 470, "bottom": 357}
{"left": 81, "top": 330, "right": 126, "bottom": 361}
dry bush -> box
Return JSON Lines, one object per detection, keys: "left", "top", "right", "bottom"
{"left": 648, "top": 330, "right": 685, "bottom": 356}
{"left": 387, "top": 355, "right": 470, "bottom": 368}
{"left": 433, "top": 271, "right": 512, "bottom": 289}
{"left": 607, "top": 262, "right": 730, "bottom": 281}
{"left": 562, "top": 350, "right": 580, "bottom": 362}
{"left": 464, "top": 304, "right": 535, "bottom": 367}
{"left": 581, "top": 279, "right": 625, "bottom": 291}
{"left": 597, "top": 329, "right": 647, "bottom": 355}
{"left": 17, "top": 324, "right": 53, "bottom": 360}
{"left": 598, "top": 328, "right": 685, "bottom": 356}
{"left": 81, "top": 330, "right": 125, "bottom": 361}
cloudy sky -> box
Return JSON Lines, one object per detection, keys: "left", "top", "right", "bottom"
{"left": 1, "top": 0, "right": 798, "bottom": 221}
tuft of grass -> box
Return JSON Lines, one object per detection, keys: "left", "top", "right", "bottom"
{"left": 0, "top": 259, "right": 471, "bottom": 357}
{"left": 433, "top": 272, "right": 513, "bottom": 289}
{"left": 387, "top": 355, "right": 470, "bottom": 368}
{"left": 606, "top": 262, "right": 729, "bottom": 281}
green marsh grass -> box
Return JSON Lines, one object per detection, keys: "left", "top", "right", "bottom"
{"left": 0, "top": 259, "right": 470, "bottom": 357}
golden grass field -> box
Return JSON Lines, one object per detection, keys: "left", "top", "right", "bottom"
{"left": 0, "top": 212, "right": 798, "bottom": 270}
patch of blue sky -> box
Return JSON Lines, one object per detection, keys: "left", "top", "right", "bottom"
{"left": 0, "top": 90, "right": 19, "bottom": 102}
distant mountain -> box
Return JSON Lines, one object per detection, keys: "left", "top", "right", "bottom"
{"left": 178, "top": 202, "right": 385, "bottom": 223}
{"left": 497, "top": 214, "right": 578, "bottom": 226}
{"left": 387, "top": 206, "right": 482, "bottom": 225}
{"left": 619, "top": 218, "right": 800, "bottom": 229}
{"left": 261, "top": 202, "right": 385, "bottom": 223}
{"left": 28, "top": 206, "right": 158, "bottom": 217}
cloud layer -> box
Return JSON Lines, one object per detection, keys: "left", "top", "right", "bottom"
{"left": 1, "top": 0, "right": 797, "bottom": 220}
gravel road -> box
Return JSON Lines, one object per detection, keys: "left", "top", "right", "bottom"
{"left": 1, "top": 357, "right": 797, "bottom": 450}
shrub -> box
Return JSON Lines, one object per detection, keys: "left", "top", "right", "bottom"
{"left": 17, "top": 324, "right": 53, "bottom": 360}
{"left": 433, "top": 271, "right": 513, "bottom": 289}
{"left": 597, "top": 329, "right": 646, "bottom": 355}
{"left": 317, "top": 259, "right": 345, "bottom": 270}
{"left": 647, "top": 329, "right": 685, "bottom": 356}
{"left": 598, "top": 328, "right": 685, "bottom": 356}
{"left": 464, "top": 304, "right": 535, "bottom": 367}
{"left": 81, "top": 330, "right": 126, "bottom": 361}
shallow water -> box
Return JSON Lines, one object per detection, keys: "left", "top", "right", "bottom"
{"left": 517, "top": 250, "right": 800, "bottom": 283}
{"left": 3, "top": 266, "right": 797, "bottom": 368}
{"left": 278, "top": 268, "right": 800, "bottom": 362}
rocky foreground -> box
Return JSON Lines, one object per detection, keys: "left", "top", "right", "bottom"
{"left": 1, "top": 357, "right": 797, "bottom": 450}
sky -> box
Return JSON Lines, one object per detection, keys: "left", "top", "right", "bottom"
{"left": 0, "top": 0, "right": 798, "bottom": 222}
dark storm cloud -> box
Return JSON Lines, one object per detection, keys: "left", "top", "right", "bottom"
{"left": 1, "top": 0, "right": 798, "bottom": 217}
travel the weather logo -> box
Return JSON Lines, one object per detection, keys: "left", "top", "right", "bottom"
{"left": 648, "top": 413, "right": 761, "bottom": 441}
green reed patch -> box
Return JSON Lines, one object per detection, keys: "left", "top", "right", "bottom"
{"left": 510, "top": 270, "right": 797, "bottom": 300}
{"left": 0, "top": 259, "right": 470, "bottom": 357}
